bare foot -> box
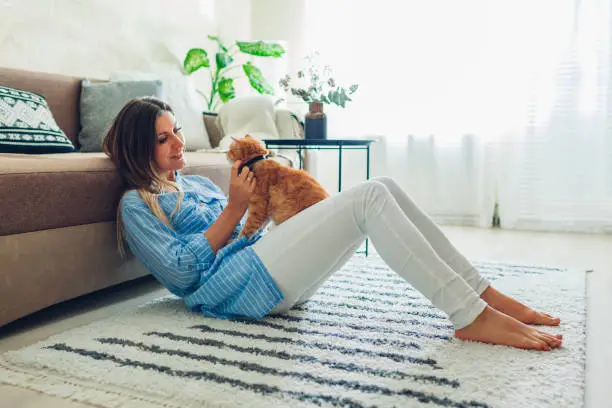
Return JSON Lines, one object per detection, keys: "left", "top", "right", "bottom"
{"left": 481, "top": 286, "right": 561, "bottom": 326}
{"left": 455, "top": 306, "right": 563, "bottom": 350}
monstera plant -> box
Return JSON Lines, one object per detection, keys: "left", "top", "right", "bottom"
{"left": 183, "top": 35, "right": 285, "bottom": 111}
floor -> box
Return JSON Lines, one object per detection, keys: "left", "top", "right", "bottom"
{"left": 0, "top": 226, "right": 610, "bottom": 408}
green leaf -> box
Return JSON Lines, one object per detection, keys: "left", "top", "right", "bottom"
{"left": 242, "top": 62, "right": 274, "bottom": 95}
{"left": 215, "top": 52, "right": 233, "bottom": 69}
{"left": 218, "top": 77, "right": 236, "bottom": 102}
{"left": 349, "top": 84, "right": 359, "bottom": 94}
{"left": 328, "top": 89, "right": 351, "bottom": 108}
{"left": 236, "top": 41, "right": 285, "bottom": 57}
{"left": 328, "top": 90, "right": 338, "bottom": 105}
{"left": 208, "top": 35, "right": 228, "bottom": 52}
{"left": 183, "top": 48, "right": 209, "bottom": 74}
{"left": 292, "top": 88, "right": 310, "bottom": 102}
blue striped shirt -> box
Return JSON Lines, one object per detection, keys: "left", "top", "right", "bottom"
{"left": 120, "top": 173, "right": 284, "bottom": 319}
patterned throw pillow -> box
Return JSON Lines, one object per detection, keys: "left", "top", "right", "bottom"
{"left": 0, "top": 85, "right": 75, "bottom": 153}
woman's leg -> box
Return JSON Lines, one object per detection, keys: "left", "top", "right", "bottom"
{"left": 375, "top": 176, "right": 560, "bottom": 326}
{"left": 253, "top": 180, "right": 561, "bottom": 350}
{"left": 255, "top": 180, "right": 484, "bottom": 329}
{"left": 373, "top": 176, "right": 488, "bottom": 293}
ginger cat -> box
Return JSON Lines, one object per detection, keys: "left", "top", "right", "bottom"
{"left": 227, "top": 135, "right": 329, "bottom": 237}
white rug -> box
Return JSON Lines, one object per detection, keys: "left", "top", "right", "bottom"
{"left": 0, "top": 254, "right": 586, "bottom": 408}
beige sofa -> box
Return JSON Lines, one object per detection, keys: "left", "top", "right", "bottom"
{"left": 0, "top": 67, "right": 234, "bottom": 327}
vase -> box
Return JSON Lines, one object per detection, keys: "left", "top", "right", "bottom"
{"left": 304, "top": 101, "right": 327, "bottom": 140}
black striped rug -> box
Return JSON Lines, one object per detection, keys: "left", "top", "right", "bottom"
{"left": 0, "top": 254, "right": 586, "bottom": 408}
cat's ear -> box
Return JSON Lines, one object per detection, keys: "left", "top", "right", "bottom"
{"left": 231, "top": 136, "right": 239, "bottom": 142}
{"left": 245, "top": 134, "right": 253, "bottom": 139}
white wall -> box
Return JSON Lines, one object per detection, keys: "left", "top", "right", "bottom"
{"left": 251, "top": 0, "right": 304, "bottom": 42}
{"left": 250, "top": 0, "right": 305, "bottom": 98}
{"left": 215, "top": 0, "right": 251, "bottom": 44}
{"left": 0, "top": 0, "right": 309, "bottom": 96}
{"left": 0, "top": 0, "right": 216, "bottom": 81}
{"left": 213, "top": 0, "right": 253, "bottom": 97}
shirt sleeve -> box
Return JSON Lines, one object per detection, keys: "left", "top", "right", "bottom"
{"left": 197, "top": 176, "right": 247, "bottom": 239}
{"left": 120, "top": 192, "right": 215, "bottom": 297}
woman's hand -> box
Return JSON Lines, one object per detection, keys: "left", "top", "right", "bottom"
{"left": 204, "top": 161, "right": 256, "bottom": 253}
{"left": 227, "top": 160, "right": 256, "bottom": 213}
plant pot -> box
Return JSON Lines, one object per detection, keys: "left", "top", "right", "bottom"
{"left": 304, "top": 102, "right": 327, "bottom": 140}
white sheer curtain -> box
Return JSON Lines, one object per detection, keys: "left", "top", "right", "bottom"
{"left": 289, "top": 0, "right": 612, "bottom": 232}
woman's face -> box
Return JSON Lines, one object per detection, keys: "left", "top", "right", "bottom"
{"left": 154, "top": 111, "right": 185, "bottom": 179}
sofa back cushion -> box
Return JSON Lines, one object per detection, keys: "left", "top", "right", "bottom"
{"left": 109, "top": 71, "right": 212, "bottom": 151}
{"left": 0, "top": 67, "right": 81, "bottom": 147}
{"left": 77, "top": 79, "right": 164, "bottom": 152}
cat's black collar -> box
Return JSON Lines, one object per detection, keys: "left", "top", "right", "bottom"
{"left": 239, "top": 154, "right": 268, "bottom": 172}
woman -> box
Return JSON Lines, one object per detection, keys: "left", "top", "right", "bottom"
{"left": 103, "top": 96, "right": 563, "bottom": 351}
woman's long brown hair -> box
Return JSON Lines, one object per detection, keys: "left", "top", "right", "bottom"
{"left": 103, "top": 96, "right": 184, "bottom": 257}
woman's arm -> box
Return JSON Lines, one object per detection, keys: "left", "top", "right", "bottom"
{"left": 121, "top": 192, "right": 212, "bottom": 296}
{"left": 204, "top": 160, "right": 255, "bottom": 253}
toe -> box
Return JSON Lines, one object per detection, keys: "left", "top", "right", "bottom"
{"left": 544, "top": 313, "right": 561, "bottom": 325}
{"left": 519, "top": 339, "right": 541, "bottom": 350}
{"left": 532, "top": 338, "right": 551, "bottom": 351}
{"left": 534, "top": 312, "right": 561, "bottom": 326}
{"left": 537, "top": 332, "right": 562, "bottom": 348}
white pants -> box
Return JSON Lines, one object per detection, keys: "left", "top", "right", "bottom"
{"left": 252, "top": 177, "right": 490, "bottom": 329}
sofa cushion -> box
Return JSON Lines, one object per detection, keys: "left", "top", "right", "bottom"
{"left": 0, "top": 85, "right": 76, "bottom": 154}
{"left": 109, "top": 72, "right": 212, "bottom": 151}
{"left": 77, "top": 79, "right": 164, "bottom": 152}
{"left": 0, "top": 152, "right": 231, "bottom": 236}
{"left": 0, "top": 67, "right": 82, "bottom": 146}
